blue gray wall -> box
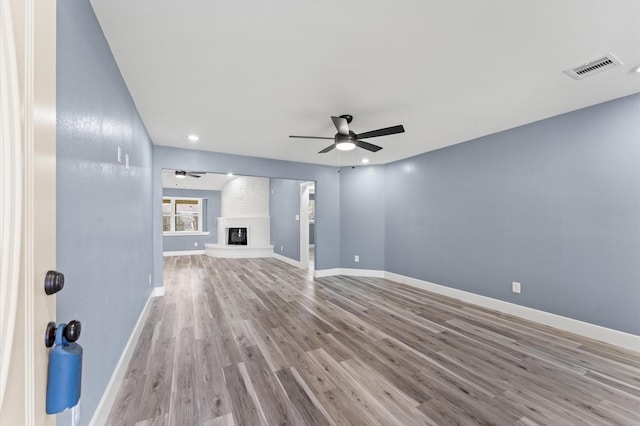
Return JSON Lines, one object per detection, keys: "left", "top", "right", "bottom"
{"left": 57, "top": 1, "right": 154, "bottom": 424}
{"left": 270, "top": 178, "right": 304, "bottom": 261}
{"left": 162, "top": 188, "right": 221, "bottom": 252}
{"left": 383, "top": 94, "right": 640, "bottom": 335}
{"left": 154, "top": 147, "right": 341, "bottom": 286}
{"left": 339, "top": 166, "right": 386, "bottom": 270}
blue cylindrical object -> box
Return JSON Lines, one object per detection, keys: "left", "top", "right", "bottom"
{"left": 46, "top": 324, "right": 82, "bottom": 414}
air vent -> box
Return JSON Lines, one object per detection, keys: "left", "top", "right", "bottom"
{"left": 564, "top": 54, "right": 622, "bottom": 80}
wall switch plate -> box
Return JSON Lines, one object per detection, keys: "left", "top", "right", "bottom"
{"left": 354, "top": 255, "right": 359, "bottom": 262}
{"left": 125, "top": 154, "right": 129, "bottom": 170}
{"left": 117, "top": 146, "right": 122, "bottom": 163}
{"left": 148, "top": 274, "right": 152, "bottom": 285}
{"left": 295, "top": 214, "right": 300, "bottom": 221}
{"left": 194, "top": 242, "right": 198, "bottom": 247}
{"left": 512, "top": 281, "right": 521, "bottom": 294}
{"left": 280, "top": 246, "right": 283, "bottom": 251}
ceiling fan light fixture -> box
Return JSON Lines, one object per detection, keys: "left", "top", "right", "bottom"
{"left": 336, "top": 140, "right": 356, "bottom": 151}
{"left": 291, "top": 114, "right": 403, "bottom": 154}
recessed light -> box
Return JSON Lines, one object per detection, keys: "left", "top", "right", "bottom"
{"left": 188, "top": 134, "right": 199, "bottom": 142}
{"left": 361, "top": 158, "right": 370, "bottom": 164}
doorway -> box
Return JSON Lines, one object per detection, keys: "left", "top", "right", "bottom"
{"left": 299, "top": 182, "right": 315, "bottom": 271}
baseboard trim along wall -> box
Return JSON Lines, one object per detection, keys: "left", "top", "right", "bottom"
{"left": 89, "top": 289, "right": 163, "bottom": 425}
{"left": 313, "top": 268, "right": 639, "bottom": 352}
{"left": 314, "top": 268, "right": 385, "bottom": 278}
{"left": 273, "top": 253, "right": 302, "bottom": 268}
{"left": 151, "top": 286, "right": 165, "bottom": 297}
{"left": 313, "top": 268, "right": 341, "bottom": 278}
{"left": 163, "top": 249, "right": 205, "bottom": 256}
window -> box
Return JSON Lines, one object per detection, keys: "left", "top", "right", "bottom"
{"left": 163, "top": 197, "right": 203, "bottom": 234}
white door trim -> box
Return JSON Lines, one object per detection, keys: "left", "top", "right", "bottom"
{"left": 0, "top": 0, "right": 56, "bottom": 424}
{"left": 299, "top": 182, "right": 314, "bottom": 269}
{"left": 0, "top": 0, "right": 24, "bottom": 410}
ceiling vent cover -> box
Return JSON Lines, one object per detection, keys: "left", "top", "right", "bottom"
{"left": 564, "top": 54, "right": 622, "bottom": 80}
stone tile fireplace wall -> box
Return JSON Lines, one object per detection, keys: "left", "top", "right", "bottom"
{"left": 206, "top": 176, "right": 273, "bottom": 257}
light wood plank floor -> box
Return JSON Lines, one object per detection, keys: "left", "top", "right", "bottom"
{"left": 106, "top": 256, "right": 640, "bottom": 425}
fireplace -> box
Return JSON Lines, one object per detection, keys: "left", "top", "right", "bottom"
{"left": 206, "top": 217, "right": 272, "bottom": 258}
{"left": 227, "top": 227, "right": 247, "bottom": 245}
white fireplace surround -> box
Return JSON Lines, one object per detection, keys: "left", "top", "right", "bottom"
{"left": 205, "top": 176, "right": 274, "bottom": 258}
{"left": 205, "top": 216, "right": 274, "bottom": 258}
{"left": 218, "top": 217, "right": 269, "bottom": 246}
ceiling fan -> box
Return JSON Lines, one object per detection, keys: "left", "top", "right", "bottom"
{"left": 173, "top": 170, "right": 205, "bottom": 179}
{"left": 290, "top": 115, "right": 405, "bottom": 153}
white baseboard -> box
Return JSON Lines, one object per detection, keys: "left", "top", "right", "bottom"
{"left": 89, "top": 290, "right": 160, "bottom": 425}
{"left": 314, "top": 268, "right": 640, "bottom": 352}
{"left": 384, "top": 272, "right": 639, "bottom": 352}
{"left": 314, "top": 268, "right": 384, "bottom": 278}
{"left": 314, "top": 268, "right": 342, "bottom": 278}
{"left": 163, "top": 250, "right": 205, "bottom": 256}
{"left": 273, "top": 253, "right": 302, "bottom": 268}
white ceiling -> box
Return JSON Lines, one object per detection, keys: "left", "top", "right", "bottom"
{"left": 91, "top": 0, "right": 640, "bottom": 167}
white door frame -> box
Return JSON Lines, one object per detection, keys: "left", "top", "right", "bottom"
{"left": 0, "top": 0, "right": 57, "bottom": 424}
{"left": 299, "top": 182, "right": 314, "bottom": 270}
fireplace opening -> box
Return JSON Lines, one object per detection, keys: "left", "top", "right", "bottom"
{"left": 228, "top": 227, "right": 248, "bottom": 245}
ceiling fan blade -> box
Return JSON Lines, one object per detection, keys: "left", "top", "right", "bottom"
{"left": 289, "top": 135, "right": 334, "bottom": 140}
{"left": 318, "top": 144, "right": 336, "bottom": 153}
{"left": 356, "top": 125, "right": 405, "bottom": 140}
{"left": 356, "top": 140, "right": 383, "bottom": 152}
{"left": 331, "top": 116, "right": 350, "bottom": 136}
{"left": 186, "top": 173, "right": 202, "bottom": 178}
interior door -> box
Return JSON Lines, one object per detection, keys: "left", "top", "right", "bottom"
{"left": 0, "top": 0, "right": 56, "bottom": 424}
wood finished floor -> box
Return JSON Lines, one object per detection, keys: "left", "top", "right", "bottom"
{"left": 106, "top": 256, "right": 640, "bottom": 426}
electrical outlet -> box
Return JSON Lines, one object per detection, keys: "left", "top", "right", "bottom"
{"left": 125, "top": 154, "right": 129, "bottom": 170}
{"left": 295, "top": 214, "right": 300, "bottom": 221}
{"left": 148, "top": 274, "right": 152, "bottom": 285}
{"left": 354, "top": 255, "right": 359, "bottom": 262}
{"left": 512, "top": 281, "right": 521, "bottom": 294}
{"left": 117, "top": 146, "right": 122, "bottom": 163}
{"left": 194, "top": 242, "right": 198, "bottom": 247}
{"left": 280, "top": 246, "right": 284, "bottom": 251}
